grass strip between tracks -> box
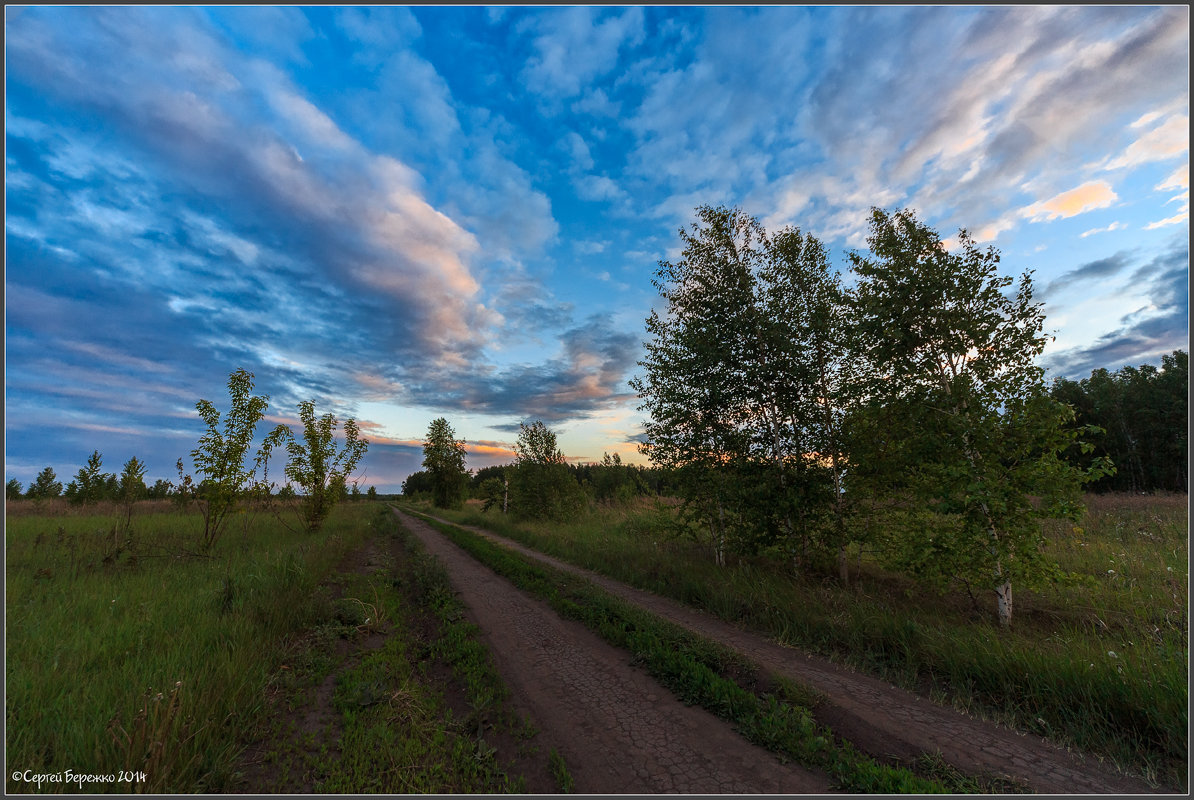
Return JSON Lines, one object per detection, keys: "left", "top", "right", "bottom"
{"left": 406, "top": 508, "right": 1021, "bottom": 794}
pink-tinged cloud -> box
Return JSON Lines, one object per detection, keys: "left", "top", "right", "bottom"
{"left": 1080, "top": 221, "right": 1125, "bottom": 238}
{"left": 346, "top": 427, "right": 517, "bottom": 460}
{"left": 1145, "top": 210, "right": 1189, "bottom": 230}
{"left": 1155, "top": 164, "right": 1188, "bottom": 193}
{"left": 1021, "top": 180, "right": 1118, "bottom": 222}
{"left": 1104, "top": 114, "right": 1189, "bottom": 171}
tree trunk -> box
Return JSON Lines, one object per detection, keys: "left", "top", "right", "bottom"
{"left": 995, "top": 577, "right": 1013, "bottom": 627}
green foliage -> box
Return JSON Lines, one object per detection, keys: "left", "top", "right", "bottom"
{"left": 26, "top": 466, "right": 62, "bottom": 500}
{"left": 848, "top": 208, "right": 1111, "bottom": 625}
{"left": 401, "top": 469, "right": 434, "bottom": 499}
{"left": 264, "top": 400, "right": 369, "bottom": 532}
{"left": 7, "top": 478, "right": 23, "bottom": 501}
{"left": 632, "top": 206, "right": 853, "bottom": 569}
{"left": 118, "top": 457, "right": 148, "bottom": 504}
{"left": 366, "top": 485, "right": 378, "bottom": 501}
{"left": 478, "top": 475, "right": 507, "bottom": 513}
{"left": 180, "top": 368, "right": 272, "bottom": 550}
{"left": 422, "top": 417, "right": 469, "bottom": 509}
{"left": 67, "top": 450, "right": 112, "bottom": 505}
{"left": 1051, "top": 350, "right": 1188, "bottom": 493}
{"left": 508, "top": 421, "right": 584, "bottom": 521}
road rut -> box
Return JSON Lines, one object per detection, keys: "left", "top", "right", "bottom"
{"left": 393, "top": 508, "right": 832, "bottom": 794}
{"left": 410, "top": 509, "right": 1161, "bottom": 795}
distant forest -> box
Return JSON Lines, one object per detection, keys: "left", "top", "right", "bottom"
{"left": 401, "top": 351, "right": 1190, "bottom": 501}
{"left": 1051, "top": 349, "right": 1188, "bottom": 493}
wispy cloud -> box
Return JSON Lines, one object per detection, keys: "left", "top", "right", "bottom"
{"left": 1021, "top": 180, "right": 1119, "bottom": 222}
{"left": 1080, "top": 221, "right": 1125, "bottom": 238}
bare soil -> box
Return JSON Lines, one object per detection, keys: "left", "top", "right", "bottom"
{"left": 409, "top": 508, "right": 1166, "bottom": 795}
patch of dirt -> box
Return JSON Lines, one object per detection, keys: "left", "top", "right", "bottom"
{"left": 416, "top": 509, "right": 1166, "bottom": 795}
{"left": 394, "top": 509, "right": 832, "bottom": 794}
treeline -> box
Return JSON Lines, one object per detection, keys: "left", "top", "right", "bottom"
{"left": 407, "top": 418, "right": 676, "bottom": 519}
{"left": 1051, "top": 350, "right": 1188, "bottom": 493}
{"left": 404, "top": 447, "right": 678, "bottom": 510}
{"left": 7, "top": 450, "right": 380, "bottom": 505}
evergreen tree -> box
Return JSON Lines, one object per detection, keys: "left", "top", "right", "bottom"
{"left": 26, "top": 467, "right": 62, "bottom": 500}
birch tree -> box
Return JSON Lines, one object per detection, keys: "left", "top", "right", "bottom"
{"left": 848, "top": 208, "right": 1108, "bottom": 626}
{"left": 263, "top": 400, "right": 368, "bottom": 532}
{"left": 421, "top": 417, "right": 468, "bottom": 509}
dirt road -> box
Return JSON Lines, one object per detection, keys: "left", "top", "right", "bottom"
{"left": 393, "top": 508, "right": 832, "bottom": 794}
{"left": 403, "top": 508, "right": 1162, "bottom": 795}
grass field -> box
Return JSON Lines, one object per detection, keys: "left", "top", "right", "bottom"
{"left": 414, "top": 492, "right": 1189, "bottom": 790}
{"left": 4, "top": 500, "right": 558, "bottom": 793}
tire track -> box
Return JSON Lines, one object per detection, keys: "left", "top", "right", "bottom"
{"left": 393, "top": 508, "right": 833, "bottom": 794}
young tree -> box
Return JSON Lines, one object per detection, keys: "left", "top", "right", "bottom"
{"left": 508, "top": 421, "right": 584, "bottom": 520}
{"left": 26, "top": 467, "right": 62, "bottom": 500}
{"left": 848, "top": 208, "right": 1109, "bottom": 626}
{"left": 421, "top": 417, "right": 469, "bottom": 509}
{"left": 69, "top": 450, "right": 110, "bottom": 506}
{"left": 263, "top": 400, "right": 368, "bottom": 532}
{"left": 6, "top": 478, "right": 23, "bottom": 501}
{"left": 366, "top": 485, "right": 378, "bottom": 501}
{"left": 114, "top": 456, "right": 148, "bottom": 541}
{"left": 181, "top": 368, "right": 272, "bottom": 551}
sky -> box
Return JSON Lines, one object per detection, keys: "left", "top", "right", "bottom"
{"left": 4, "top": 5, "right": 1189, "bottom": 494}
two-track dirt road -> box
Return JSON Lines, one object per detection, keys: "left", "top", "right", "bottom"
{"left": 394, "top": 507, "right": 1161, "bottom": 795}
{"left": 394, "top": 508, "right": 831, "bottom": 793}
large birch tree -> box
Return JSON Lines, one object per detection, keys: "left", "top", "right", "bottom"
{"left": 848, "top": 208, "right": 1107, "bottom": 626}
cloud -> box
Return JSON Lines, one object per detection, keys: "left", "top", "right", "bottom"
{"left": 575, "top": 174, "right": 627, "bottom": 203}
{"left": 1155, "top": 164, "right": 1189, "bottom": 193}
{"left": 415, "top": 314, "right": 640, "bottom": 422}
{"left": 520, "top": 7, "right": 645, "bottom": 98}
{"left": 1021, "top": 180, "right": 1118, "bottom": 222}
{"left": 562, "top": 131, "right": 595, "bottom": 171}
{"left": 1145, "top": 210, "right": 1189, "bottom": 230}
{"left": 1040, "top": 251, "right": 1132, "bottom": 299}
{"left": 1044, "top": 242, "right": 1189, "bottom": 378}
{"left": 1080, "top": 221, "right": 1125, "bottom": 238}
{"left": 1102, "top": 113, "right": 1189, "bottom": 171}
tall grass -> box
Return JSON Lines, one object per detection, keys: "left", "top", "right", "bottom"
{"left": 5, "top": 502, "right": 377, "bottom": 793}
{"left": 418, "top": 493, "right": 1188, "bottom": 789}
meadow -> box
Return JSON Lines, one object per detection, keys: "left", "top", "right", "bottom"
{"left": 4, "top": 500, "right": 558, "bottom": 793}
{"left": 414, "top": 492, "right": 1189, "bottom": 790}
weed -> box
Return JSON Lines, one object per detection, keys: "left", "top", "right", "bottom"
{"left": 548, "top": 748, "right": 574, "bottom": 793}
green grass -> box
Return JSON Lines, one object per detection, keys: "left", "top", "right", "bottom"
{"left": 6, "top": 501, "right": 554, "bottom": 794}
{"left": 5, "top": 501, "right": 379, "bottom": 793}
{"left": 243, "top": 507, "right": 544, "bottom": 793}
{"left": 411, "top": 493, "right": 1188, "bottom": 790}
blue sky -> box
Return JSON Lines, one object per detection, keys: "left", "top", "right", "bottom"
{"left": 5, "top": 6, "right": 1189, "bottom": 493}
